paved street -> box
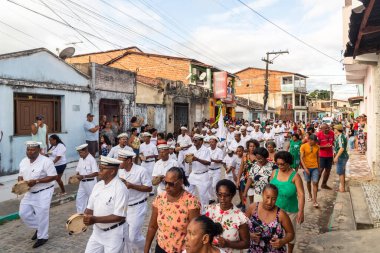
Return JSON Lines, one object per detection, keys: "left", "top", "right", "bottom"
{"left": 0, "top": 166, "right": 339, "bottom": 253}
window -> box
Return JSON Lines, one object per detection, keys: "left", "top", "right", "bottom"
{"left": 14, "top": 93, "right": 61, "bottom": 135}
{"left": 301, "top": 95, "right": 306, "bottom": 106}
{"left": 282, "top": 76, "right": 293, "bottom": 84}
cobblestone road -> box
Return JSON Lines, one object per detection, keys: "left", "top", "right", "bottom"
{"left": 0, "top": 168, "right": 338, "bottom": 253}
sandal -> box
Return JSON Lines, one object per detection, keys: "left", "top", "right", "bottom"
{"left": 307, "top": 197, "right": 312, "bottom": 202}
{"left": 313, "top": 202, "right": 319, "bottom": 208}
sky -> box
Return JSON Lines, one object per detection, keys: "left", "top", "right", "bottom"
{"left": 0, "top": 0, "right": 358, "bottom": 99}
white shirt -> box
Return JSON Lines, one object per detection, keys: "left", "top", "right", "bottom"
{"left": 229, "top": 138, "right": 245, "bottom": 152}
{"left": 118, "top": 164, "right": 151, "bottom": 205}
{"left": 177, "top": 134, "right": 192, "bottom": 147}
{"left": 234, "top": 155, "right": 243, "bottom": 177}
{"left": 223, "top": 154, "right": 237, "bottom": 177}
{"left": 263, "top": 131, "right": 275, "bottom": 141}
{"left": 48, "top": 143, "right": 66, "bottom": 166}
{"left": 169, "top": 153, "right": 177, "bottom": 161}
{"left": 108, "top": 145, "right": 133, "bottom": 159}
{"left": 250, "top": 131, "right": 264, "bottom": 141}
{"left": 87, "top": 177, "right": 128, "bottom": 229}
{"left": 226, "top": 131, "right": 235, "bottom": 146}
{"left": 208, "top": 146, "right": 224, "bottom": 168}
{"left": 19, "top": 154, "right": 57, "bottom": 192}
{"left": 76, "top": 153, "right": 98, "bottom": 176}
{"left": 152, "top": 158, "right": 178, "bottom": 192}
{"left": 187, "top": 145, "right": 211, "bottom": 173}
{"left": 139, "top": 142, "right": 158, "bottom": 162}
{"left": 150, "top": 137, "right": 157, "bottom": 146}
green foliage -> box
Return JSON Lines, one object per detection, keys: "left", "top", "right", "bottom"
{"left": 308, "top": 90, "right": 332, "bottom": 100}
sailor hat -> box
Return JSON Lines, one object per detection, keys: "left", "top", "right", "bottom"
{"left": 118, "top": 149, "right": 136, "bottom": 158}
{"left": 180, "top": 126, "right": 188, "bottom": 131}
{"left": 193, "top": 134, "right": 204, "bottom": 140}
{"left": 229, "top": 125, "right": 236, "bottom": 129}
{"left": 208, "top": 135, "right": 219, "bottom": 142}
{"left": 157, "top": 144, "right": 170, "bottom": 150}
{"left": 75, "top": 143, "right": 88, "bottom": 151}
{"left": 234, "top": 131, "right": 241, "bottom": 135}
{"left": 142, "top": 132, "right": 152, "bottom": 137}
{"left": 100, "top": 155, "right": 122, "bottom": 167}
{"left": 25, "top": 141, "right": 41, "bottom": 147}
{"left": 201, "top": 127, "right": 208, "bottom": 132}
{"left": 117, "top": 133, "right": 128, "bottom": 138}
{"left": 240, "top": 126, "right": 247, "bottom": 130}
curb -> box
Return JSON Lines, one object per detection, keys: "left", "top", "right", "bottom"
{"left": 0, "top": 193, "right": 77, "bottom": 225}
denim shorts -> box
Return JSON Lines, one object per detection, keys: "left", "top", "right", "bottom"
{"left": 303, "top": 168, "right": 319, "bottom": 182}
{"left": 336, "top": 157, "right": 349, "bottom": 175}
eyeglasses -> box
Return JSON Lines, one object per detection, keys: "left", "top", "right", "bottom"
{"left": 163, "top": 179, "right": 180, "bottom": 187}
{"left": 216, "top": 192, "right": 232, "bottom": 199}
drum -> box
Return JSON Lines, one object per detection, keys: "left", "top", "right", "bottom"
{"left": 174, "top": 147, "right": 182, "bottom": 152}
{"left": 68, "top": 175, "right": 80, "bottom": 185}
{"left": 11, "top": 181, "right": 30, "bottom": 195}
{"left": 66, "top": 214, "right": 87, "bottom": 235}
{"left": 185, "top": 153, "right": 194, "bottom": 163}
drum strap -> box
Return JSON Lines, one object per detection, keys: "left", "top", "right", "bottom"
{"left": 31, "top": 185, "right": 54, "bottom": 194}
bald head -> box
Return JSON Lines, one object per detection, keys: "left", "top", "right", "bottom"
{"left": 320, "top": 123, "right": 329, "bottom": 133}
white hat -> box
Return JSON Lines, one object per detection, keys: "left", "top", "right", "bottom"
{"left": 201, "top": 127, "right": 208, "bottom": 132}
{"left": 279, "top": 120, "right": 283, "bottom": 124}
{"left": 234, "top": 131, "right": 241, "bottom": 135}
{"left": 100, "top": 155, "right": 122, "bottom": 167}
{"left": 180, "top": 126, "right": 188, "bottom": 131}
{"left": 25, "top": 141, "right": 40, "bottom": 147}
{"left": 265, "top": 125, "right": 271, "bottom": 129}
{"left": 240, "top": 126, "right": 246, "bottom": 130}
{"left": 254, "top": 124, "right": 260, "bottom": 127}
{"left": 169, "top": 144, "right": 176, "bottom": 149}
{"left": 157, "top": 144, "right": 170, "bottom": 150}
{"left": 227, "top": 148, "right": 234, "bottom": 153}
{"left": 117, "top": 133, "right": 128, "bottom": 138}
{"left": 211, "top": 128, "right": 217, "bottom": 134}
{"left": 229, "top": 125, "right": 236, "bottom": 129}
{"left": 193, "top": 134, "right": 204, "bottom": 140}
{"left": 75, "top": 143, "right": 88, "bottom": 151}
{"left": 118, "top": 149, "right": 136, "bottom": 158}
{"left": 208, "top": 135, "right": 219, "bottom": 142}
{"left": 142, "top": 132, "right": 152, "bottom": 137}
{"left": 274, "top": 122, "right": 278, "bottom": 125}
{"left": 244, "top": 122, "right": 249, "bottom": 125}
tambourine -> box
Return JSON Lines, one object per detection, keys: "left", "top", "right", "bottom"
{"left": 66, "top": 213, "right": 87, "bottom": 235}
{"left": 11, "top": 181, "right": 30, "bottom": 195}
{"left": 185, "top": 153, "right": 194, "bottom": 163}
{"left": 68, "top": 175, "right": 80, "bottom": 185}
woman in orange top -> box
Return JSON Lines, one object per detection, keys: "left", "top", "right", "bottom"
{"left": 144, "top": 167, "right": 200, "bottom": 253}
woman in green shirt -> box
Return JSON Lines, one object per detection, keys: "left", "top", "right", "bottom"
{"left": 270, "top": 151, "right": 305, "bottom": 253}
{"left": 287, "top": 133, "right": 302, "bottom": 171}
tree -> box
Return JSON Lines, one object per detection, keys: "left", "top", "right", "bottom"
{"left": 308, "top": 89, "right": 332, "bottom": 100}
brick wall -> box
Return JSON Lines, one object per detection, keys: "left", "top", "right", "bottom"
{"left": 93, "top": 64, "right": 135, "bottom": 93}
{"left": 108, "top": 54, "right": 190, "bottom": 83}
{"left": 235, "top": 68, "right": 293, "bottom": 95}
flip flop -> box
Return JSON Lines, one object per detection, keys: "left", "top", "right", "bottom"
{"left": 313, "top": 203, "right": 319, "bottom": 208}
{"left": 307, "top": 197, "right": 312, "bottom": 202}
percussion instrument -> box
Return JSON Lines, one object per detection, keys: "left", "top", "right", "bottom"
{"left": 66, "top": 213, "right": 87, "bottom": 235}
{"left": 174, "top": 147, "right": 182, "bottom": 152}
{"left": 68, "top": 175, "right": 80, "bottom": 185}
{"left": 11, "top": 181, "right": 30, "bottom": 195}
{"left": 185, "top": 153, "right": 194, "bottom": 163}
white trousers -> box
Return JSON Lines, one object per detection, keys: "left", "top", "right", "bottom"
{"left": 188, "top": 172, "right": 210, "bottom": 210}
{"left": 19, "top": 187, "right": 54, "bottom": 239}
{"left": 85, "top": 224, "right": 128, "bottom": 253}
{"left": 208, "top": 168, "right": 221, "bottom": 201}
{"left": 126, "top": 202, "right": 147, "bottom": 252}
{"left": 76, "top": 180, "right": 97, "bottom": 213}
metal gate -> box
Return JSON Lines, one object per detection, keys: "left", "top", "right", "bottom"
{"left": 174, "top": 103, "right": 188, "bottom": 134}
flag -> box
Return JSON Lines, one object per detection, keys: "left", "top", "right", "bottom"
{"left": 216, "top": 107, "right": 226, "bottom": 141}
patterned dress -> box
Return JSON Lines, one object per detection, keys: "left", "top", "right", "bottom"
{"left": 249, "top": 161, "right": 274, "bottom": 195}
{"left": 153, "top": 191, "right": 201, "bottom": 253}
{"left": 248, "top": 204, "right": 286, "bottom": 253}
{"left": 205, "top": 204, "right": 249, "bottom": 253}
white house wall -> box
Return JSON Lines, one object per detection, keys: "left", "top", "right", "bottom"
{"left": 0, "top": 51, "right": 88, "bottom": 86}
{"left": 0, "top": 85, "right": 91, "bottom": 175}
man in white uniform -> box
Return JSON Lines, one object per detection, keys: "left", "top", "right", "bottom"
{"left": 152, "top": 144, "right": 178, "bottom": 195}
{"left": 74, "top": 144, "right": 99, "bottom": 214}
{"left": 177, "top": 126, "right": 192, "bottom": 149}
{"left": 139, "top": 132, "right": 158, "bottom": 195}
{"left": 18, "top": 141, "right": 57, "bottom": 248}
{"left": 226, "top": 125, "right": 236, "bottom": 150}
{"left": 108, "top": 133, "right": 133, "bottom": 159}
{"left": 273, "top": 122, "right": 282, "bottom": 150}
{"left": 118, "top": 150, "right": 152, "bottom": 253}
{"left": 263, "top": 126, "right": 275, "bottom": 147}
{"left": 240, "top": 126, "right": 250, "bottom": 148}
{"left": 251, "top": 124, "right": 264, "bottom": 146}
{"left": 187, "top": 134, "right": 211, "bottom": 209}
{"left": 229, "top": 131, "right": 245, "bottom": 152}
{"left": 278, "top": 121, "right": 286, "bottom": 150}
{"left": 84, "top": 156, "right": 129, "bottom": 253}
{"left": 207, "top": 136, "right": 224, "bottom": 204}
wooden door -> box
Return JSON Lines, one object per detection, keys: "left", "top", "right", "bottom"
{"left": 174, "top": 103, "right": 188, "bottom": 134}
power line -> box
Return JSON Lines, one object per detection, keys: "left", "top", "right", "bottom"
{"left": 235, "top": 0, "right": 342, "bottom": 64}
{"left": 0, "top": 20, "right": 46, "bottom": 45}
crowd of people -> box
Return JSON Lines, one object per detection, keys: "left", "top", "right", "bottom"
{"left": 18, "top": 113, "right": 357, "bottom": 252}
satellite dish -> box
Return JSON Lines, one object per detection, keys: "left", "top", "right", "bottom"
{"left": 59, "top": 47, "right": 75, "bottom": 60}
{"left": 199, "top": 72, "right": 207, "bottom": 81}
{"left": 186, "top": 73, "right": 192, "bottom": 80}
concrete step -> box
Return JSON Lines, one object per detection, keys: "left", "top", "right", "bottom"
{"left": 328, "top": 191, "right": 356, "bottom": 231}
{"left": 349, "top": 185, "right": 374, "bottom": 230}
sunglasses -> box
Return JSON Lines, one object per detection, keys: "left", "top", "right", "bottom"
{"left": 163, "top": 179, "right": 180, "bottom": 187}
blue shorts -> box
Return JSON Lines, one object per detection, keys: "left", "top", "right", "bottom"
{"left": 336, "top": 157, "right": 349, "bottom": 175}
{"left": 55, "top": 164, "right": 67, "bottom": 174}
{"left": 303, "top": 168, "right": 319, "bottom": 182}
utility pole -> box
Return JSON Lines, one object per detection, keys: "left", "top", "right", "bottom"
{"left": 262, "top": 50, "right": 289, "bottom": 119}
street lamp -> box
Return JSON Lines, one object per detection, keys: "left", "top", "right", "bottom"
{"left": 330, "top": 83, "right": 342, "bottom": 117}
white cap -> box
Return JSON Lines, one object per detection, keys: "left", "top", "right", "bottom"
{"left": 142, "top": 132, "right": 152, "bottom": 137}
{"left": 118, "top": 149, "right": 136, "bottom": 158}
{"left": 75, "top": 143, "right": 88, "bottom": 151}
{"left": 169, "top": 144, "right": 176, "bottom": 149}
{"left": 266, "top": 125, "right": 271, "bottom": 129}
{"left": 157, "top": 144, "right": 170, "bottom": 150}
{"left": 211, "top": 128, "right": 217, "bottom": 134}
{"left": 279, "top": 120, "right": 283, "bottom": 124}
{"left": 208, "top": 135, "right": 219, "bottom": 142}
{"left": 234, "top": 131, "right": 241, "bottom": 135}
{"left": 117, "top": 133, "right": 128, "bottom": 138}
{"left": 193, "top": 134, "right": 204, "bottom": 140}
{"left": 254, "top": 124, "right": 260, "bottom": 127}
{"left": 229, "top": 125, "right": 236, "bottom": 129}
{"left": 25, "top": 141, "right": 40, "bottom": 147}
{"left": 201, "top": 127, "right": 208, "bottom": 132}
{"left": 244, "top": 122, "right": 249, "bottom": 125}
{"left": 180, "top": 126, "right": 188, "bottom": 131}
{"left": 100, "top": 155, "right": 122, "bottom": 167}
{"left": 227, "top": 148, "right": 234, "bottom": 153}
{"left": 240, "top": 126, "right": 246, "bottom": 130}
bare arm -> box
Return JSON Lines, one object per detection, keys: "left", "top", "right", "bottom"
{"left": 237, "top": 157, "right": 245, "bottom": 184}
{"left": 193, "top": 156, "right": 211, "bottom": 166}
{"left": 243, "top": 177, "right": 253, "bottom": 198}
{"left": 271, "top": 211, "right": 294, "bottom": 248}
{"left": 144, "top": 206, "right": 159, "bottom": 253}
{"left": 121, "top": 179, "right": 152, "bottom": 193}
{"left": 77, "top": 172, "right": 99, "bottom": 179}
{"left": 31, "top": 123, "right": 37, "bottom": 135}
{"left": 84, "top": 213, "right": 124, "bottom": 225}
{"left": 221, "top": 224, "right": 250, "bottom": 249}
{"left": 27, "top": 175, "right": 57, "bottom": 187}
{"left": 294, "top": 174, "right": 305, "bottom": 224}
